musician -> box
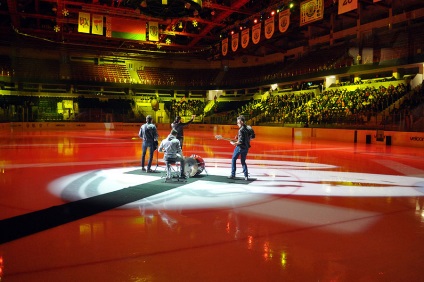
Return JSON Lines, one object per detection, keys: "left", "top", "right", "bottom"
{"left": 138, "top": 115, "right": 158, "bottom": 173}
{"left": 228, "top": 115, "right": 253, "bottom": 181}
{"left": 158, "top": 129, "right": 186, "bottom": 179}
{"left": 171, "top": 115, "right": 195, "bottom": 149}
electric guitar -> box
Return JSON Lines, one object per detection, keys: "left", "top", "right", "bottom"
{"left": 215, "top": 135, "right": 237, "bottom": 142}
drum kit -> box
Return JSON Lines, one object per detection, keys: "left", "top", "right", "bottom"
{"left": 184, "top": 154, "right": 207, "bottom": 177}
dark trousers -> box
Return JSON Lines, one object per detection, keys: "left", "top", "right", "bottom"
{"left": 141, "top": 141, "right": 155, "bottom": 169}
{"left": 231, "top": 146, "right": 248, "bottom": 177}
{"left": 177, "top": 137, "right": 184, "bottom": 149}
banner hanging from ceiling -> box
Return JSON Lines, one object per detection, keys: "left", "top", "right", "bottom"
{"left": 78, "top": 12, "right": 91, "bottom": 33}
{"left": 300, "top": 0, "right": 324, "bottom": 26}
{"left": 222, "top": 37, "right": 228, "bottom": 56}
{"left": 231, "top": 32, "right": 239, "bottom": 52}
{"left": 106, "top": 17, "right": 146, "bottom": 41}
{"left": 91, "top": 14, "right": 103, "bottom": 35}
{"left": 241, "top": 28, "right": 249, "bottom": 48}
{"left": 279, "top": 9, "right": 290, "bottom": 33}
{"left": 264, "top": 17, "right": 275, "bottom": 39}
{"left": 252, "top": 23, "right": 261, "bottom": 44}
{"left": 338, "top": 0, "right": 358, "bottom": 15}
{"left": 149, "top": 22, "right": 159, "bottom": 41}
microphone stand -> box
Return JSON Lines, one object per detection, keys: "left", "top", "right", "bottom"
{"left": 154, "top": 147, "right": 165, "bottom": 171}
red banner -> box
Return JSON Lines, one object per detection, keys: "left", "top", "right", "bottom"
{"left": 279, "top": 9, "right": 290, "bottom": 33}
{"left": 265, "top": 17, "right": 275, "bottom": 39}
{"left": 222, "top": 38, "right": 228, "bottom": 56}
{"left": 231, "top": 33, "right": 239, "bottom": 52}
{"left": 252, "top": 23, "right": 261, "bottom": 44}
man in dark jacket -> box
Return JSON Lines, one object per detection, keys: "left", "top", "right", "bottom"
{"left": 171, "top": 115, "right": 195, "bottom": 149}
{"left": 228, "top": 115, "right": 254, "bottom": 181}
{"left": 138, "top": 115, "right": 158, "bottom": 172}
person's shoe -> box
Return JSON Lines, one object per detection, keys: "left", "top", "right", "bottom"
{"left": 147, "top": 169, "right": 154, "bottom": 173}
{"left": 180, "top": 175, "right": 187, "bottom": 179}
{"left": 228, "top": 175, "right": 235, "bottom": 179}
{"left": 244, "top": 176, "right": 249, "bottom": 181}
{"left": 141, "top": 167, "right": 146, "bottom": 172}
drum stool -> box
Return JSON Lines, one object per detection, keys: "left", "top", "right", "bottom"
{"left": 162, "top": 159, "right": 186, "bottom": 182}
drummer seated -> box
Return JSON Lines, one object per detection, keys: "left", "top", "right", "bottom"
{"left": 164, "top": 154, "right": 186, "bottom": 179}
{"left": 158, "top": 129, "right": 186, "bottom": 179}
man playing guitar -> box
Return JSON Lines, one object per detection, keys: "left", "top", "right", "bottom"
{"left": 216, "top": 115, "right": 254, "bottom": 181}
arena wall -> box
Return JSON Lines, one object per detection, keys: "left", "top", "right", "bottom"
{"left": 1, "top": 122, "right": 423, "bottom": 148}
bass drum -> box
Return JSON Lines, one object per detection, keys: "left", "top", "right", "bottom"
{"left": 190, "top": 154, "right": 205, "bottom": 176}
{"left": 184, "top": 157, "right": 198, "bottom": 177}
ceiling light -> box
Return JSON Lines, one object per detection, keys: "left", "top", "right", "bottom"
{"left": 140, "top": 1, "right": 147, "bottom": 8}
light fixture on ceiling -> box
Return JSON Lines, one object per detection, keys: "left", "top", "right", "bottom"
{"left": 140, "top": 0, "right": 147, "bottom": 8}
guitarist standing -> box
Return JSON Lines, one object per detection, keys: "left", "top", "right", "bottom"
{"left": 228, "top": 115, "right": 255, "bottom": 181}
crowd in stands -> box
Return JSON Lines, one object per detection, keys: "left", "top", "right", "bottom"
{"left": 1, "top": 80, "right": 423, "bottom": 131}
{"left": 168, "top": 98, "right": 206, "bottom": 118}
{"left": 234, "top": 83, "right": 411, "bottom": 128}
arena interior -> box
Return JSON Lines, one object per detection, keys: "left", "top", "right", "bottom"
{"left": 1, "top": 0, "right": 424, "bottom": 281}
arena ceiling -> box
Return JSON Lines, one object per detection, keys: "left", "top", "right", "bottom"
{"left": 0, "top": 0, "right": 423, "bottom": 61}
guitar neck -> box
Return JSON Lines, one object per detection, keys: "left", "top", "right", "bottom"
{"left": 220, "top": 137, "right": 234, "bottom": 142}
{"left": 215, "top": 135, "right": 237, "bottom": 142}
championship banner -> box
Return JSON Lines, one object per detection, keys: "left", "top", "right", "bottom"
{"left": 252, "top": 23, "right": 261, "bottom": 45}
{"left": 300, "top": 0, "right": 324, "bottom": 26}
{"left": 231, "top": 32, "right": 239, "bottom": 52}
{"left": 338, "top": 0, "right": 358, "bottom": 15}
{"left": 149, "top": 21, "right": 159, "bottom": 41}
{"left": 107, "top": 18, "right": 146, "bottom": 41}
{"left": 241, "top": 28, "right": 249, "bottom": 48}
{"left": 279, "top": 9, "right": 290, "bottom": 33}
{"left": 78, "top": 12, "right": 90, "bottom": 33}
{"left": 91, "top": 14, "right": 103, "bottom": 35}
{"left": 222, "top": 37, "right": 228, "bottom": 56}
{"left": 264, "top": 17, "right": 275, "bottom": 39}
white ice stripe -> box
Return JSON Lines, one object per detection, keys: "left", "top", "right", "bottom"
{"left": 373, "top": 159, "right": 424, "bottom": 177}
{"left": 0, "top": 141, "right": 137, "bottom": 148}
{"left": 202, "top": 158, "right": 336, "bottom": 169}
{"left": 239, "top": 198, "right": 378, "bottom": 233}
{"left": 356, "top": 151, "right": 424, "bottom": 161}
{"left": 267, "top": 147, "right": 352, "bottom": 152}
{"left": 0, "top": 159, "right": 139, "bottom": 169}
